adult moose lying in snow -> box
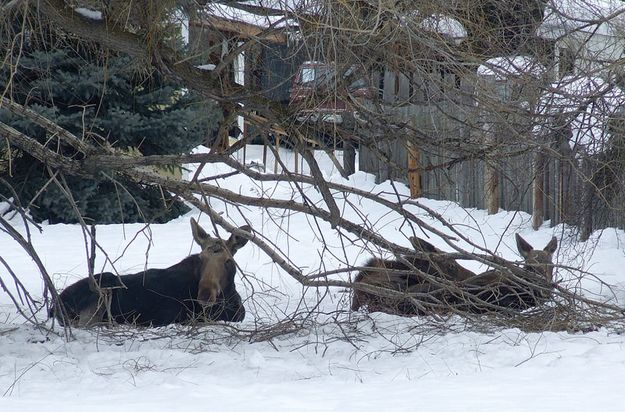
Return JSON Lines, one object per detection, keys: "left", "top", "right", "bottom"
{"left": 50, "top": 218, "right": 250, "bottom": 327}
{"left": 352, "top": 234, "right": 557, "bottom": 316}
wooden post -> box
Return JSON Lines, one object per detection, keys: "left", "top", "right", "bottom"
{"left": 580, "top": 159, "right": 594, "bottom": 241}
{"left": 483, "top": 119, "right": 499, "bottom": 214}
{"left": 561, "top": 159, "right": 572, "bottom": 224}
{"left": 484, "top": 162, "right": 499, "bottom": 214}
{"left": 554, "top": 125, "right": 574, "bottom": 226}
{"left": 343, "top": 138, "right": 356, "bottom": 177}
{"left": 274, "top": 135, "right": 280, "bottom": 174}
{"left": 407, "top": 141, "right": 421, "bottom": 198}
{"left": 557, "top": 158, "right": 564, "bottom": 224}
{"left": 242, "top": 117, "right": 248, "bottom": 165}
{"left": 532, "top": 149, "right": 545, "bottom": 230}
{"left": 294, "top": 150, "right": 299, "bottom": 174}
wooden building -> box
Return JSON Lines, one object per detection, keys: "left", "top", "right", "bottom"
{"left": 187, "top": 3, "right": 305, "bottom": 141}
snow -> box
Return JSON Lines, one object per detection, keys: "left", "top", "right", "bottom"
{"left": 196, "top": 64, "right": 216, "bottom": 71}
{"left": 534, "top": 75, "right": 625, "bottom": 155}
{"left": 477, "top": 56, "right": 546, "bottom": 81}
{"left": 418, "top": 14, "right": 467, "bottom": 40}
{"left": 537, "top": 0, "right": 625, "bottom": 39}
{"left": 74, "top": 8, "right": 103, "bottom": 21}
{"left": 209, "top": 3, "right": 297, "bottom": 29}
{"left": 2, "top": 145, "right": 625, "bottom": 410}
{"left": 175, "top": 11, "right": 189, "bottom": 45}
{"left": 398, "top": 12, "right": 467, "bottom": 43}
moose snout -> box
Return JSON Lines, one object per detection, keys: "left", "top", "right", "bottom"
{"left": 197, "top": 287, "right": 219, "bottom": 307}
{"left": 197, "top": 298, "right": 216, "bottom": 307}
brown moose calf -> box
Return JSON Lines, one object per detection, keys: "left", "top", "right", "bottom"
{"left": 352, "top": 234, "right": 558, "bottom": 316}
{"left": 351, "top": 236, "right": 474, "bottom": 316}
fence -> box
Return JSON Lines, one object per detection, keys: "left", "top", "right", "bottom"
{"left": 359, "top": 99, "right": 625, "bottom": 236}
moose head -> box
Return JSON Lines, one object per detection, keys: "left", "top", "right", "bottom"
{"left": 190, "top": 218, "right": 251, "bottom": 306}
{"left": 515, "top": 233, "right": 558, "bottom": 288}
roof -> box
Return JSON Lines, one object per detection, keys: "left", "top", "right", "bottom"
{"left": 207, "top": 3, "right": 297, "bottom": 29}
{"left": 418, "top": 14, "right": 467, "bottom": 40}
{"left": 202, "top": 0, "right": 322, "bottom": 28}
{"left": 398, "top": 12, "right": 467, "bottom": 43}
{"left": 191, "top": 2, "right": 305, "bottom": 43}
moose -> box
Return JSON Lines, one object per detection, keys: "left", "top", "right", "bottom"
{"left": 351, "top": 234, "right": 558, "bottom": 316}
{"left": 460, "top": 234, "right": 558, "bottom": 313}
{"left": 50, "top": 218, "right": 250, "bottom": 327}
{"left": 351, "top": 236, "right": 475, "bottom": 315}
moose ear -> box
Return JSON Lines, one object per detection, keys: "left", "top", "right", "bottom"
{"left": 227, "top": 225, "right": 251, "bottom": 255}
{"left": 515, "top": 233, "right": 533, "bottom": 259}
{"left": 543, "top": 237, "right": 558, "bottom": 254}
{"left": 190, "top": 218, "right": 211, "bottom": 247}
{"left": 409, "top": 236, "right": 439, "bottom": 253}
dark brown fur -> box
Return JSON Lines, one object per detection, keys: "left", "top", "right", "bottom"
{"left": 190, "top": 218, "right": 249, "bottom": 307}
{"left": 351, "top": 236, "right": 474, "bottom": 315}
{"left": 459, "top": 234, "right": 558, "bottom": 312}
{"left": 50, "top": 219, "right": 250, "bottom": 327}
{"left": 351, "top": 234, "right": 558, "bottom": 316}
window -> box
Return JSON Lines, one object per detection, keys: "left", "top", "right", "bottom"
{"left": 300, "top": 67, "right": 316, "bottom": 84}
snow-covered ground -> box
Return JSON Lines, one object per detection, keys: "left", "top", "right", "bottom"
{"left": 1, "top": 145, "right": 625, "bottom": 411}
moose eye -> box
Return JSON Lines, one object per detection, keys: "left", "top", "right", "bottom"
{"left": 207, "top": 243, "right": 223, "bottom": 253}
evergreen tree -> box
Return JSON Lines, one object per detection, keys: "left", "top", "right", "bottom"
{"left": 1, "top": 33, "right": 220, "bottom": 224}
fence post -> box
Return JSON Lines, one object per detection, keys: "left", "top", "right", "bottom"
{"left": 343, "top": 137, "right": 356, "bottom": 176}
{"left": 483, "top": 120, "right": 500, "bottom": 214}
{"left": 274, "top": 134, "right": 280, "bottom": 174}
{"left": 484, "top": 163, "right": 499, "bottom": 214}
{"left": 580, "top": 158, "right": 594, "bottom": 241}
{"left": 554, "top": 128, "right": 574, "bottom": 227}
{"left": 532, "top": 149, "right": 546, "bottom": 230}
{"left": 407, "top": 140, "right": 421, "bottom": 198}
